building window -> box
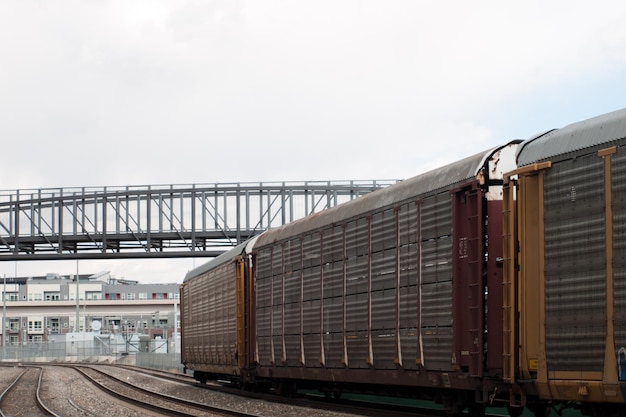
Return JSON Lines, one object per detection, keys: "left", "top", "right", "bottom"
{"left": 44, "top": 292, "right": 60, "bottom": 301}
{"left": 138, "top": 293, "right": 148, "bottom": 300}
{"left": 28, "top": 320, "right": 43, "bottom": 333}
{"left": 28, "top": 335, "right": 43, "bottom": 343}
{"left": 2, "top": 292, "right": 18, "bottom": 301}
{"left": 126, "top": 293, "right": 136, "bottom": 300}
{"left": 48, "top": 318, "right": 60, "bottom": 334}
{"left": 9, "top": 319, "right": 19, "bottom": 332}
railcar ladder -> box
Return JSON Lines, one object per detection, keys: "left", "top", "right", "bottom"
{"left": 502, "top": 179, "right": 516, "bottom": 383}
{"left": 467, "top": 191, "right": 483, "bottom": 377}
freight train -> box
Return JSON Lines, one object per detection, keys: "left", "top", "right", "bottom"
{"left": 180, "top": 108, "right": 626, "bottom": 417}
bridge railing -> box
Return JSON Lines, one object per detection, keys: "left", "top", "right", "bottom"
{"left": 0, "top": 180, "right": 399, "bottom": 260}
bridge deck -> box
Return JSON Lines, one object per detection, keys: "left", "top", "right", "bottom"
{"left": 0, "top": 180, "right": 398, "bottom": 260}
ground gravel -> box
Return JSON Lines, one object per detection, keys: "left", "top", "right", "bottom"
{"left": 39, "top": 365, "right": 361, "bottom": 417}
{"left": 41, "top": 365, "right": 168, "bottom": 417}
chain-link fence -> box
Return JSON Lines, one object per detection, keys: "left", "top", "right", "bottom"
{"left": 135, "top": 352, "right": 184, "bottom": 372}
{"left": 0, "top": 334, "right": 183, "bottom": 373}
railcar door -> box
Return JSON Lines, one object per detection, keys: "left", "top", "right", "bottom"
{"left": 452, "top": 182, "right": 485, "bottom": 377}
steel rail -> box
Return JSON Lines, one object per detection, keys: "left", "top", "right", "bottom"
{"left": 72, "top": 365, "right": 260, "bottom": 417}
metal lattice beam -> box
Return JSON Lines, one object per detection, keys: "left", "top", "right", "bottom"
{"left": 0, "top": 180, "right": 399, "bottom": 260}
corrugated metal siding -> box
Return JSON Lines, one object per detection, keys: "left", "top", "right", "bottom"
{"left": 369, "top": 209, "right": 401, "bottom": 369}
{"left": 181, "top": 261, "right": 238, "bottom": 369}
{"left": 322, "top": 237, "right": 347, "bottom": 367}
{"left": 398, "top": 202, "right": 420, "bottom": 370}
{"left": 543, "top": 154, "right": 606, "bottom": 372}
{"left": 343, "top": 214, "right": 375, "bottom": 368}
{"left": 255, "top": 247, "right": 274, "bottom": 366}
{"left": 517, "top": 108, "right": 626, "bottom": 167}
{"left": 283, "top": 235, "right": 302, "bottom": 366}
{"left": 399, "top": 285, "right": 419, "bottom": 369}
{"left": 612, "top": 150, "right": 626, "bottom": 358}
{"left": 253, "top": 187, "right": 459, "bottom": 374}
{"left": 253, "top": 196, "right": 438, "bottom": 372}
{"left": 420, "top": 193, "right": 454, "bottom": 371}
{"left": 250, "top": 145, "right": 518, "bottom": 377}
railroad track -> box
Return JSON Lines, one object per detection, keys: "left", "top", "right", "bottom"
{"left": 11, "top": 363, "right": 497, "bottom": 416}
{"left": 112, "top": 365, "right": 448, "bottom": 417}
{"left": 115, "top": 363, "right": 197, "bottom": 384}
{"left": 0, "top": 365, "right": 59, "bottom": 417}
{"left": 72, "top": 365, "right": 261, "bottom": 417}
{"left": 106, "top": 364, "right": 452, "bottom": 417}
{"left": 72, "top": 364, "right": 438, "bottom": 417}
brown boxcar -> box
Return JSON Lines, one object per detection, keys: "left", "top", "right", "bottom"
{"left": 181, "top": 242, "right": 252, "bottom": 383}
{"left": 250, "top": 141, "right": 520, "bottom": 411}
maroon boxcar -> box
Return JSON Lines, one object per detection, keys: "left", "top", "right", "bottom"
{"left": 249, "top": 141, "right": 520, "bottom": 411}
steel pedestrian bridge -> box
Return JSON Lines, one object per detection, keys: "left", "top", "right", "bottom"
{"left": 0, "top": 180, "right": 398, "bottom": 261}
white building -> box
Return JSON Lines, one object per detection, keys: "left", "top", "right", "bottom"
{"left": 1, "top": 272, "right": 180, "bottom": 349}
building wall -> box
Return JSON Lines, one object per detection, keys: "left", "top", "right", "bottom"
{"left": 0, "top": 283, "right": 20, "bottom": 301}
{"left": 1, "top": 273, "right": 180, "bottom": 346}
{"left": 27, "top": 283, "right": 62, "bottom": 301}
{"left": 68, "top": 282, "right": 106, "bottom": 300}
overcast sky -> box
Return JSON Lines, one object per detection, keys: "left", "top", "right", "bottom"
{"left": 1, "top": 1, "right": 626, "bottom": 283}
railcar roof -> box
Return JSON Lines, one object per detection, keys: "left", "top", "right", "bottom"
{"left": 517, "top": 108, "right": 626, "bottom": 166}
{"left": 183, "top": 241, "right": 248, "bottom": 282}
{"left": 255, "top": 144, "right": 510, "bottom": 247}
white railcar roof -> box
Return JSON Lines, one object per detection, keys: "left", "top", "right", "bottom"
{"left": 183, "top": 237, "right": 261, "bottom": 282}
{"left": 517, "top": 108, "right": 626, "bottom": 166}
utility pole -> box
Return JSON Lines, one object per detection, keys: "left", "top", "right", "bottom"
{"left": 2, "top": 274, "right": 6, "bottom": 359}
{"left": 75, "top": 260, "right": 80, "bottom": 333}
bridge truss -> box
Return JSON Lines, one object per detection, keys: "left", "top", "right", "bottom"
{"left": 0, "top": 180, "right": 398, "bottom": 261}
